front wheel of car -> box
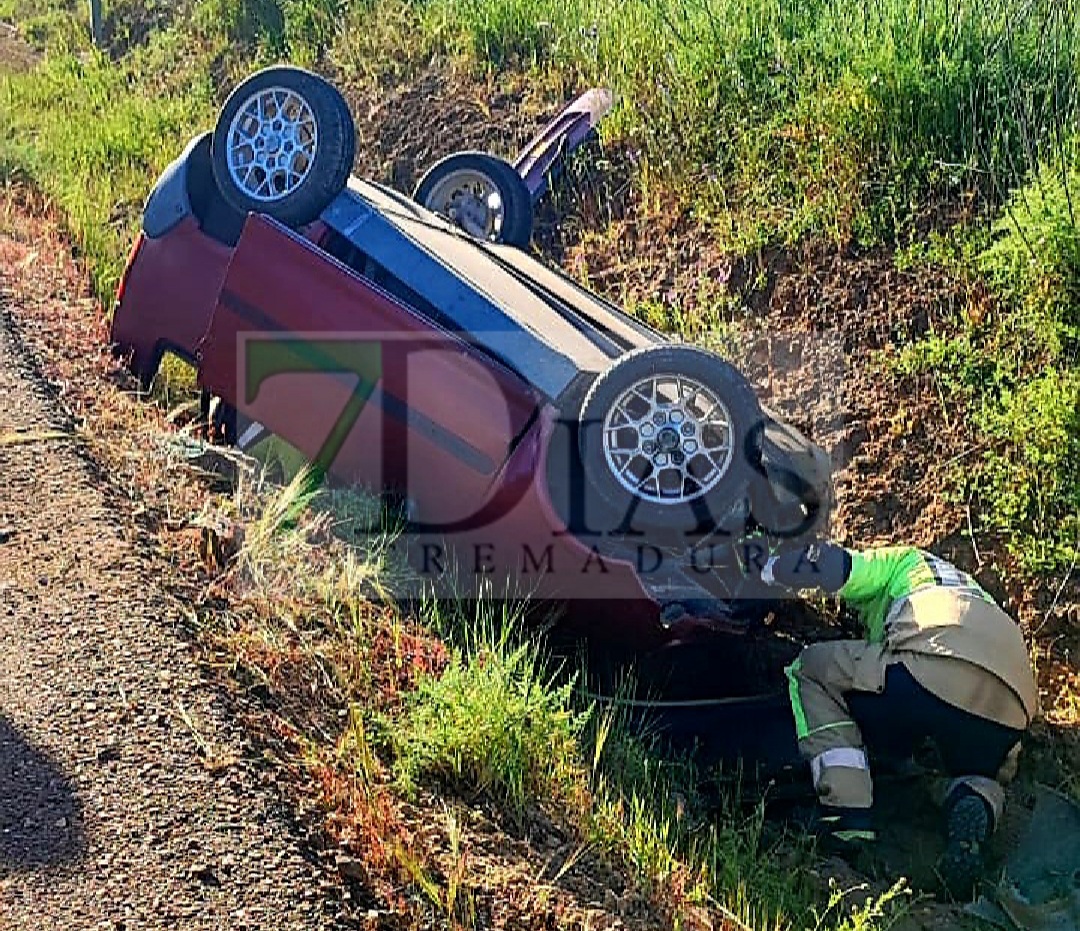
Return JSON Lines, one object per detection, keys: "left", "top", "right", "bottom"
{"left": 210, "top": 65, "right": 356, "bottom": 228}
{"left": 413, "top": 152, "right": 534, "bottom": 247}
{"left": 578, "top": 345, "right": 764, "bottom": 535}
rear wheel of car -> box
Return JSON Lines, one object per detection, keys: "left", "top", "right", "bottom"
{"left": 578, "top": 345, "right": 764, "bottom": 535}
{"left": 413, "top": 152, "right": 533, "bottom": 247}
{"left": 211, "top": 66, "right": 355, "bottom": 228}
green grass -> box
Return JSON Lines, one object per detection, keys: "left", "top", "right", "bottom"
{"left": 0, "top": 29, "right": 214, "bottom": 300}
{"left": 411, "top": 0, "right": 1080, "bottom": 248}
{"left": 392, "top": 601, "right": 589, "bottom": 819}
{"left": 583, "top": 704, "right": 818, "bottom": 926}
{"left": 892, "top": 145, "right": 1080, "bottom": 570}
{"left": 389, "top": 597, "right": 907, "bottom": 928}
{"left": 2, "top": 53, "right": 189, "bottom": 295}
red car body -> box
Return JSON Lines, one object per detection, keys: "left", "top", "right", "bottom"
{"left": 112, "top": 133, "right": 832, "bottom": 652}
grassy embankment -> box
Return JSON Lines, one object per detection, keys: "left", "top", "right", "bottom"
{"left": 1, "top": 0, "right": 1077, "bottom": 926}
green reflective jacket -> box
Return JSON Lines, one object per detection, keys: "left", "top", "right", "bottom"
{"left": 839, "top": 546, "right": 993, "bottom": 643}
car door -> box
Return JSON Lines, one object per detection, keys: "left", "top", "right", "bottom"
{"left": 195, "top": 213, "right": 540, "bottom": 527}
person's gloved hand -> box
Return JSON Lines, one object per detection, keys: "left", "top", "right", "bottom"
{"left": 759, "top": 539, "right": 852, "bottom": 593}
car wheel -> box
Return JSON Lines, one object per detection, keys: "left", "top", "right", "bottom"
{"left": 413, "top": 151, "right": 533, "bottom": 247}
{"left": 578, "top": 345, "right": 764, "bottom": 535}
{"left": 210, "top": 66, "right": 355, "bottom": 228}
{"left": 749, "top": 461, "right": 834, "bottom": 538}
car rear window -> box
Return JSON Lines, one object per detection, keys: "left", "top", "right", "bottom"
{"left": 323, "top": 229, "right": 444, "bottom": 323}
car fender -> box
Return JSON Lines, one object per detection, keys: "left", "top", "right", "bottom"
{"left": 143, "top": 132, "right": 211, "bottom": 238}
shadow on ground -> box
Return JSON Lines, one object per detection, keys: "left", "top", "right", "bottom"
{"left": 0, "top": 716, "right": 84, "bottom": 868}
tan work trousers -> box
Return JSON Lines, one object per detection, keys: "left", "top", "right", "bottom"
{"left": 786, "top": 640, "right": 1024, "bottom": 819}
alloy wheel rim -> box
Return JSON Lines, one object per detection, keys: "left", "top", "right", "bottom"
{"left": 602, "top": 374, "right": 736, "bottom": 504}
{"left": 226, "top": 86, "right": 318, "bottom": 202}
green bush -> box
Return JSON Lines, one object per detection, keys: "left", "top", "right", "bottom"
{"left": 283, "top": 0, "right": 346, "bottom": 65}
{"left": 392, "top": 609, "right": 589, "bottom": 817}
{"left": 975, "top": 370, "right": 1080, "bottom": 570}
{"left": 892, "top": 144, "right": 1079, "bottom": 571}
{"left": 0, "top": 0, "right": 88, "bottom": 51}
{"left": 190, "top": 0, "right": 348, "bottom": 66}
{"left": 969, "top": 154, "right": 1080, "bottom": 569}
{"left": 980, "top": 157, "right": 1080, "bottom": 347}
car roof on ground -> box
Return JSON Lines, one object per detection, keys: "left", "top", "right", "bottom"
{"left": 323, "top": 179, "right": 659, "bottom": 398}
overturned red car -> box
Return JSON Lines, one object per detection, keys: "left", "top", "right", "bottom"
{"left": 111, "top": 66, "right": 833, "bottom": 652}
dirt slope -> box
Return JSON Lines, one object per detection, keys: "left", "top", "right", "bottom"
{"left": 0, "top": 289, "right": 358, "bottom": 926}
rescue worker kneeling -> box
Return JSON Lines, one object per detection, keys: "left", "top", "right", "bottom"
{"left": 759, "top": 543, "right": 1039, "bottom": 897}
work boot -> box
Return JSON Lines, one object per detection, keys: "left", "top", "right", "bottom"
{"left": 795, "top": 805, "right": 876, "bottom": 857}
{"left": 940, "top": 788, "right": 993, "bottom": 899}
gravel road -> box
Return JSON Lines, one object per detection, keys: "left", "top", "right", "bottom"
{"left": 0, "top": 306, "right": 357, "bottom": 929}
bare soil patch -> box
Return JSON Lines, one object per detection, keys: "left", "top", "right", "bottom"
{"left": 336, "top": 64, "right": 563, "bottom": 194}
{"left": 0, "top": 21, "right": 38, "bottom": 72}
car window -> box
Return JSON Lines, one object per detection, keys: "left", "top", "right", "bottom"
{"left": 323, "top": 229, "right": 442, "bottom": 322}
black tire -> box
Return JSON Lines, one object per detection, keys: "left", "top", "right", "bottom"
{"left": 578, "top": 345, "right": 764, "bottom": 535}
{"left": 211, "top": 66, "right": 355, "bottom": 228}
{"left": 749, "top": 460, "right": 834, "bottom": 539}
{"left": 750, "top": 420, "right": 835, "bottom": 539}
{"left": 413, "top": 151, "right": 533, "bottom": 247}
